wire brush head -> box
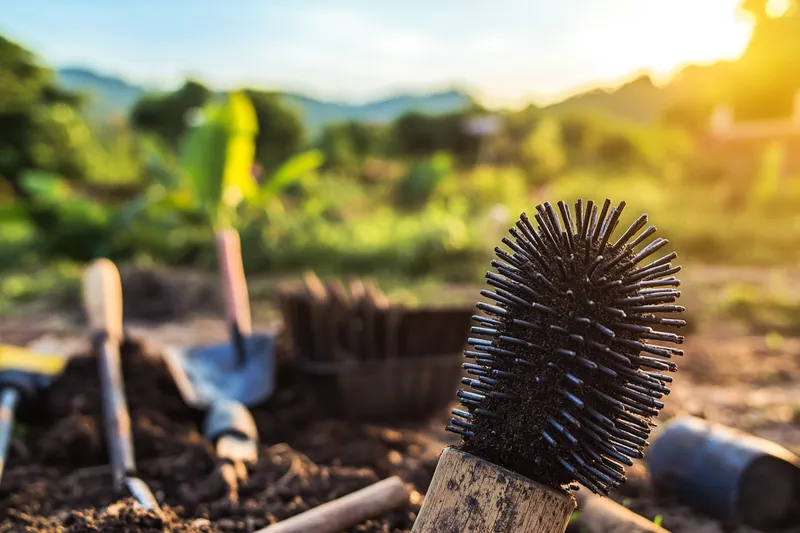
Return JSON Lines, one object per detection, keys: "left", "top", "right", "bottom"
{"left": 447, "top": 198, "right": 685, "bottom": 496}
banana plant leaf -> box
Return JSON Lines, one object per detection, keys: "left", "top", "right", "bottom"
{"left": 180, "top": 91, "right": 258, "bottom": 229}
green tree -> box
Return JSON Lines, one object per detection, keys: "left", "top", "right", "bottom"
{"left": 244, "top": 89, "right": 305, "bottom": 172}
{"left": 0, "top": 36, "right": 93, "bottom": 199}
{"left": 519, "top": 116, "right": 566, "bottom": 184}
{"left": 132, "top": 85, "right": 305, "bottom": 172}
{"left": 130, "top": 80, "right": 211, "bottom": 148}
{"left": 391, "top": 109, "right": 483, "bottom": 164}
{"left": 0, "top": 34, "right": 106, "bottom": 257}
{"left": 391, "top": 112, "right": 443, "bottom": 156}
{"left": 395, "top": 152, "right": 453, "bottom": 210}
{"left": 318, "top": 121, "right": 387, "bottom": 170}
{"left": 318, "top": 123, "right": 356, "bottom": 169}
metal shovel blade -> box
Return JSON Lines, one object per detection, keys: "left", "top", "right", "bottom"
{"left": 124, "top": 476, "right": 160, "bottom": 513}
{"left": 162, "top": 333, "right": 276, "bottom": 408}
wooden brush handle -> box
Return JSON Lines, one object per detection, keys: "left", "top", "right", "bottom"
{"left": 256, "top": 476, "right": 410, "bottom": 533}
{"left": 216, "top": 229, "right": 252, "bottom": 336}
{"left": 82, "top": 258, "right": 124, "bottom": 340}
{"left": 412, "top": 447, "right": 575, "bottom": 533}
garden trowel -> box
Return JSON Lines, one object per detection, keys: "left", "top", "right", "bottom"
{"left": 160, "top": 228, "right": 276, "bottom": 501}
{"left": 0, "top": 343, "right": 66, "bottom": 484}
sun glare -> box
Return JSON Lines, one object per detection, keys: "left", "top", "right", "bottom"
{"left": 592, "top": 0, "right": 753, "bottom": 86}
{"left": 767, "top": 0, "right": 791, "bottom": 17}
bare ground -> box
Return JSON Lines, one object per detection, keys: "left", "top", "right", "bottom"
{"left": 1, "top": 264, "right": 800, "bottom": 532}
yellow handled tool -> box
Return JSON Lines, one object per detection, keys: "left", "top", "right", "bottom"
{"left": 0, "top": 344, "right": 66, "bottom": 484}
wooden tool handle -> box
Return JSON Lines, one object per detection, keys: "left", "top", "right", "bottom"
{"left": 411, "top": 447, "right": 575, "bottom": 533}
{"left": 256, "top": 476, "right": 410, "bottom": 533}
{"left": 216, "top": 229, "right": 252, "bottom": 336}
{"left": 575, "top": 491, "right": 671, "bottom": 533}
{"left": 82, "top": 258, "right": 136, "bottom": 488}
{"left": 82, "top": 258, "right": 124, "bottom": 340}
{"left": 98, "top": 337, "right": 137, "bottom": 487}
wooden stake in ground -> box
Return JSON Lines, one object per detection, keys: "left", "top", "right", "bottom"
{"left": 411, "top": 447, "right": 575, "bottom": 533}
{"left": 256, "top": 476, "right": 411, "bottom": 533}
{"left": 302, "top": 271, "right": 330, "bottom": 361}
{"left": 575, "top": 491, "right": 671, "bottom": 533}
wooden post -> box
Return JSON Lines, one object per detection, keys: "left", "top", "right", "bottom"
{"left": 412, "top": 447, "right": 575, "bottom": 533}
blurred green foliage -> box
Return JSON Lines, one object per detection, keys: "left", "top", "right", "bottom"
{"left": 396, "top": 152, "right": 453, "bottom": 210}
{"left": 318, "top": 121, "right": 389, "bottom": 172}
{"left": 389, "top": 109, "right": 484, "bottom": 164}
{"left": 180, "top": 90, "right": 259, "bottom": 229}
{"left": 131, "top": 82, "right": 304, "bottom": 174}
{"left": 0, "top": 261, "right": 81, "bottom": 312}
{"left": 2, "top": 0, "right": 800, "bottom": 314}
{"left": 131, "top": 80, "right": 211, "bottom": 148}
{"left": 712, "top": 281, "right": 800, "bottom": 335}
{"left": 0, "top": 37, "right": 92, "bottom": 209}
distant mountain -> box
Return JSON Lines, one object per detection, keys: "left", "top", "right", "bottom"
{"left": 55, "top": 67, "right": 473, "bottom": 133}
{"left": 282, "top": 90, "right": 473, "bottom": 135}
{"left": 57, "top": 68, "right": 146, "bottom": 118}
{"left": 545, "top": 75, "right": 670, "bottom": 123}
{"left": 57, "top": 65, "right": 678, "bottom": 134}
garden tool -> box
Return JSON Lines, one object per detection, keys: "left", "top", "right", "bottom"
{"left": 162, "top": 229, "right": 277, "bottom": 407}
{"left": 160, "top": 229, "right": 275, "bottom": 500}
{"left": 83, "top": 258, "right": 160, "bottom": 513}
{"left": 0, "top": 343, "right": 66, "bottom": 484}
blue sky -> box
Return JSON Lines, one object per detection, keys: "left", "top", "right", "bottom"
{"left": 2, "top": 0, "right": 753, "bottom": 106}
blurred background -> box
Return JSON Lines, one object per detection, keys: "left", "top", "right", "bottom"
{"left": 0, "top": 0, "right": 799, "bottom": 333}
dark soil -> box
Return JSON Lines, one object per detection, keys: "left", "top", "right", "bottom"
{"left": 0, "top": 339, "right": 452, "bottom": 532}
{"left": 119, "top": 267, "right": 222, "bottom": 322}
{"left": 3, "top": 312, "right": 800, "bottom": 531}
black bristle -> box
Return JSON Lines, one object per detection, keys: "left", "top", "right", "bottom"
{"left": 449, "top": 198, "right": 685, "bottom": 496}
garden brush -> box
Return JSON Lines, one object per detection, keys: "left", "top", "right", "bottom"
{"left": 0, "top": 344, "right": 66, "bottom": 484}
{"left": 83, "top": 258, "right": 160, "bottom": 514}
{"left": 411, "top": 199, "right": 686, "bottom": 533}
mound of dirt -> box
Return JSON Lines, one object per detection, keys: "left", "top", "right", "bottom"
{"left": 120, "top": 267, "right": 222, "bottom": 322}
{"left": 0, "top": 339, "right": 448, "bottom": 532}
{"left": 10, "top": 500, "right": 218, "bottom": 533}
